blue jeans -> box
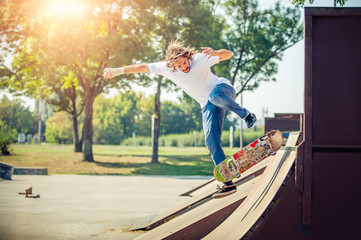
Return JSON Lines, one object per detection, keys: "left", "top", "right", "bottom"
{"left": 202, "top": 83, "right": 249, "bottom": 166}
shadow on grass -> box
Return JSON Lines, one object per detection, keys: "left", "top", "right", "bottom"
{"left": 94, "top": 155, "right": 214, "bottom": 176}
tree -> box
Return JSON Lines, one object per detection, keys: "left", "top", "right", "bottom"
{"left": 179, "top": 96, "right": 203, "bottom": 132}
{"left": 222, "top": 0, "right": 303, "bottom": 97}
{"left": 93, "top": 92, "right": 138, "bottom": 144}
{"left": 2, "top": 0, "right": 153, "bottom": 161}
{"left": 134, "top": 93, "right": 154, "bottom": 137}
{"left": 291, "top": 0, "right": 346, "bottom": 7}
{"left": 45, "top": 111, "right": 74, "bottom": 144}
{"left": 0, "top": 95, "right": 35, "bottom": 136}
{"left": 45, "top": 70, "right": 84, "bottom": 152}
{"left": 160, "top": 101, "right": 196, "bottom": 135}
{"left": 141, "top": 0, "right": 226, "bottom": 163}
{"left": 0, "top": 96, "right": 38, "bottom": 154}
{"left": 0, "top": 123, "right": 13, "bottom": 155}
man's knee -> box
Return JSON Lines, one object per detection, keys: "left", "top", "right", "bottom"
{"left": 209, "top": 91, "right": 224, "bottom": 106}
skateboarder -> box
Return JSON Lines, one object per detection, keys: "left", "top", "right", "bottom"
{"left": 103, "top": 40, "right": 257, "bottom": 198}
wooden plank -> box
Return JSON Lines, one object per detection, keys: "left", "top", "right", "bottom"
{"left": 285, "top": 131, "right": 301, "bottom": 147}
{"left": 179, "top": 178, "right": 216, "bottom": 197}
{"left": 304, "top": 7, "right": 313, "bottom": 227}
{"left": 135, "top": 174, "right": 263, "bottom": 240}
{"left": 203, "top": 149, "right": 297, "bottom": 240}
{"left": 135, "top": 158, "right": 270, "bottom": 231}
{"left": 190, "top": 158, "right": 270, "bottom": 198}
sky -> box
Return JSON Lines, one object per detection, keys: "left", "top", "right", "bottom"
{"left": 2, "top": 0, "right": 361, "bottom": 124}
{"left": 241, "top": 0, "right": 361, "bottom": 121}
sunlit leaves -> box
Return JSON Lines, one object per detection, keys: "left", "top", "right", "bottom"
{"left": 222, "top": 0, "right": 303, "bottom": 95}
{"left": 291, "top": 0, "right": 345, "bottom": 7}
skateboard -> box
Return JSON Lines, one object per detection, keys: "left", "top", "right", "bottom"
{"left": 213, "top": 130, "right": 283, "bottom": 182}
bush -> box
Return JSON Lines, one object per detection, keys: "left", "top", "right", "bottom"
{"left": 45, "top": 112, "right": 73, "bottom": 144}
{"left": 121, "top": 136, "right": 152, "bottom": 146}
{"left": 221, "top": 128, "right": 265, "bottom": 147}
{"left": 0, "top": 124, "right": 14, "bottom": 155}
{"left": 120, "top": 127, "right": 265, "bottom": 148}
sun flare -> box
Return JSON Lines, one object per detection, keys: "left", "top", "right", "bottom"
{"left": 45, "top": 0, "right": 86, "bottom": 18}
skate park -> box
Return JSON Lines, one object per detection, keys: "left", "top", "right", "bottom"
{"left": 131, "top": 7, "right": 361, "bottom": 239}
{"left": 1, "top": 7, "right": 361, "bottom": 240}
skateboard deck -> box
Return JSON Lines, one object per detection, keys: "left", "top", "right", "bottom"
{"left": 214, "top": 130, "right": 283, "bottom": 182}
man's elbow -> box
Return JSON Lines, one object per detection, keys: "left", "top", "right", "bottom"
{"left": 139, "top": 64, "right": 150, "bottom": 73}
{"left": 220, "top": 50, "right": 233, "bottom": 61}
{"left": 226, "top": 50, "right": 233, "bottom": 60}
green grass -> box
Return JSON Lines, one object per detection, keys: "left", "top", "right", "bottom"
{"left": 0, "top": 144, "right": 240, "bottom": 176}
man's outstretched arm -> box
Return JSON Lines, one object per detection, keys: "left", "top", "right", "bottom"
{"left": 103, "top": 63, "right": 150, "bottom": 79}
{"left": 201, "top": 47, "right": 233, "bottom": 62}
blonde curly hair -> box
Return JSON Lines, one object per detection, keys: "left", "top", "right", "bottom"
{"left": 165, "top": 39, "right": 198, "bottom": 72}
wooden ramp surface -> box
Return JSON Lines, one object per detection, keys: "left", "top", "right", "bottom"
{"left": 179, "top": 178, "right": 216, "bottom": 197}
{"left": 134, "top": 158, "right": 270, "bottom": 231}
{"left": 135, "top": 132, "right": 300, "bottom": 240}
{"left": 135, "top": 174, "right": 262, "bottom": 240}
{"left": 203, "top": 132, "right": 299, "bottom": 240}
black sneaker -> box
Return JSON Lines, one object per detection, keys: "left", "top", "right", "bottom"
{"left": 212, "top": 184, "right": 237, "bottom": 199}
{"left": 245, "top": 113, "right": 257, "bottom": 129}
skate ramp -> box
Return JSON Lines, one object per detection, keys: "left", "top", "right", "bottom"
{"left": 204, "top": 149, "right": 296, "bottom": 239}
{"left": 135, "top": 172, "right": 262, "bottom": 240}
{"left": 204, "top": 132, "right": 299, "bottom": 240}
{"left": 135, "top": 132, "right": 300, "bottom": 240}
{"left": 133, "top": 158, "right": 269, "bottom": 231}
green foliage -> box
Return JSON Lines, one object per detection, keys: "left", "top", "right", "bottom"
{"left": 0, "top": 123, "right": 16, "bottom": 155}
{"left": 160, "top": 101, "right": 200, "bottom": 135}
{"left": 291, "top": 0, "right": 346, "bottom": 6}
{"left": 121, "top": 128, "right": 264, "bottom": 148}
{"left": 222, "top": 0, "right": 303, "bottom": 96}
{"left": 178, "top": 96, "right": 203, "bottom": 131}
{"left": 121, "top": 136, "right": 152, "bottom": 147}
{"left": 45, "top": 112, "right": 73, "bottom": 144}
{"left": 0, "top": 95, "right": 36, "bottom": 138}
{"left": 160, "top": 132, "right": 205, "bottom": 147}
{"left": 93, "top": 92, "right": 138, "bottom": 145}
{"left": 134, "top": 93, "right": 154, "bottom": 136}
{"left": 122, "top": 131, "right": 203, "bottom": 147}
{"left": 91, "top": 93, "right": 209, "bottom": 144}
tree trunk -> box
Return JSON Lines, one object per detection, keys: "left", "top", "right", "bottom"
{"left": 72, "top": 113, "right": 82, "bottom": 152}
{"left": 83, "top": 90, "right": 95, "bottom": 162}
{"left": 151, "top": 77, "right": 162, "bottom": 164}
{"left": 71, "top": 85, "right": 82, "bottom": 153}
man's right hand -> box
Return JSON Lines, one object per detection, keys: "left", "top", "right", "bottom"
{"left": 103, "top": 68, "right": 124, "bottom": 79}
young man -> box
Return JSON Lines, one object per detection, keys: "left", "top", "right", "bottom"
{"left": 103, "top": 40, "right": 257, "bottom": 198}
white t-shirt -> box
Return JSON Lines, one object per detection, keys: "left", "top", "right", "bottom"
{"left": 148, "top": 53, "right": 231, "bottom": 108}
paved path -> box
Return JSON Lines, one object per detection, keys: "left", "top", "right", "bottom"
{"left": 0, "top": 175, "right": 211, "bottom": 240}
